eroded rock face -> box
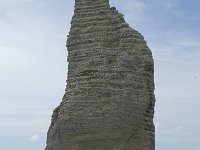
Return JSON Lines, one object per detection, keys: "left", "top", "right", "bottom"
{"left": 45, "top": 0, "right": 155, "bottom": 150}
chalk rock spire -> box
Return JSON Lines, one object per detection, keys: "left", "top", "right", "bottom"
{"left": 45, "top": 0, "right": 155, "bottom": 150}
{"left": 75, "top": 0, "right": 109, "bottom": 7}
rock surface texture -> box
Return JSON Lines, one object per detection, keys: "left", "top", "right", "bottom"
{"left": 45, "top": 0, "right": 155, "bottom": 150}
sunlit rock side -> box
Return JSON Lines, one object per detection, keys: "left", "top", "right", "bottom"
{"left": 45, "top": 0, "right": 155, "bottom": 150}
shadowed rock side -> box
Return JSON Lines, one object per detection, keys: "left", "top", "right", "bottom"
{"left": 45, "top": 0, "right": 155, "bottom": 150}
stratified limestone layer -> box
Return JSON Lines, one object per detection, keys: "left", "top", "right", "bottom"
{"left": 45, "top": 0, "right": 155, "bottom": 150}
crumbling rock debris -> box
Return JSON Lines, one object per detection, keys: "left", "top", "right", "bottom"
{"left": 45, "top": 0, "right": 155, "bottom": 150}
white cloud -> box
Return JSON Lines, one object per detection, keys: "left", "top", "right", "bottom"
{"left": 0, "top": 112, "right": 50, "bottom": 136}
{"left": 151, "top": 34, "right": 200, "bottom": 66}
{"left": 0, "top": 46, "right": 35, "bottom": 70}
{"left": 174, "top": 126, "right": 183, "bottom": 134}
{"left": 110, "top": 0, "right": 147, "bottom": 25}
{"left": 0, "top": 0, "right": 33, "bottom": 24}
{"left": 125, "top": 1, "right": 146, "bottom": 23}
{"left": 0, "top": 0, "right": 32, "bottom": 5}
{"left": 160, "top": 0, "right": 177, "bottom": 10}
{"left": 156, "top": 0, "right": 184, "bottom": 18}
{"left": 29, "top": 134, "right": 39, "bottom": 142}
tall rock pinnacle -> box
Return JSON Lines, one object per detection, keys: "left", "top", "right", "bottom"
{"left": 45, "top": 0, "right": 155, "bottom": 150}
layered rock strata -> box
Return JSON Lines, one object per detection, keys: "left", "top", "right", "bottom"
{"left": 45, "top": 0, "right": 155, "bottom": 150}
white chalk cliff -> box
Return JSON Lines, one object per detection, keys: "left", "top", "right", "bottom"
{"left": 45, "top": 0, "right": 155, "bottom": 149}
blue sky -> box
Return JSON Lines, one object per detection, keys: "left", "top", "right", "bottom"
{"left": 0, "top": 0, "right": 199, "bottom": 150}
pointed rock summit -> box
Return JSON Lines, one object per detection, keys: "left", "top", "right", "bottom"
{"left": 45, "top": 0, "right": 155, "bottom": 150}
